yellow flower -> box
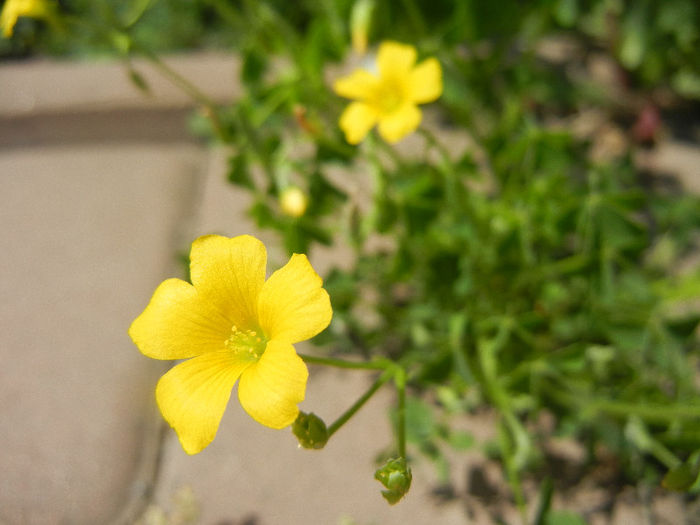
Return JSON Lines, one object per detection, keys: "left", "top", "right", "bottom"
{"left": 1, "top": 0, "right": 53, "bottom": 38}
{"left": 129, "top": 234, "right": 332, "bottom": 454}
{"left": 333, "top": 41, "right": 442, "bottom": 144}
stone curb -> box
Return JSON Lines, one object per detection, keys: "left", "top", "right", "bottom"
{"left": 0, "top": 51, "right": 240, "bottom": 118}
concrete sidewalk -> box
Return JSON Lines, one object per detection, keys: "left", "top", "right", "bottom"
{"left": 0, "top": 143, "right": 206, "bottom": 524}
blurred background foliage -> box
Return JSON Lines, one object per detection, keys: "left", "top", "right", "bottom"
{"left": 2, "top": 0, "right": 699, "bottom": 98}
{"left": 4, "top": 0, "right": 700, "bottom": 521}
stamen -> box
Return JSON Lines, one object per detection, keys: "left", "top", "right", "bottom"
{"left": 225, "top": 326, "right": 267, "bottom": 360}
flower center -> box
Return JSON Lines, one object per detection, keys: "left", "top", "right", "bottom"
{"left": 225, "top": 326, "right": 267, "bottom": 361}
{"left": 375, "top": 79, "right": 404, "bottom": 115}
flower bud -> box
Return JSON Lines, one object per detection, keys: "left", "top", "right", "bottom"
{"left": 292, "top": 412, "right": 329, "bottom": 449}
{"left": 280, "top": 186, "right": 308, "bottom": 218}
{"left": 350, "top": 0, "right": 374, "bottom": 55}
{"left": 374, "top": 457, "right": 412, "bottom": 504}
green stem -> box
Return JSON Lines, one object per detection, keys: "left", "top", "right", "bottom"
{"left": 399, "top": 0, "right": 426, "bottom": 38}
{"left": 135, "top": 47, "right": 217, "bottom": 108}
{"left": 202, "top": 0, "right": 242, "bottom": 28}
{"left": 361, "top": 133, "right": 390, "bottom": 244}
{"left": 498, "top": 420, "right": 528, "bottom": 525}
{"left": 477, "top": 324, "right": 529, "bottom": 522}
{"left": 299, "top": 353, "right": 390, "bottom": 371}
{"left": 242, "top": 0, "right": 301, "bottom": 54}
{"left": 533, "top": 478, "right": 554, "bottom": 525}
{"left": 316, "top": 136, "right": 356, "bottom": 160}
{"left": 647, "top": 438, "right": 681, "bottom": 469}
{"left": 500, "top": 342, "right": 585, "bottom": 387}
{"left": 327, "top": 370, "right": 394, "bottom": 437}
{"left": 418, "top": 126, "right": 459, "bottom": 210}
{"left": 395, "top": 368, "right": 407, "bottom": 458}
{"left": 592, "top": 399, "right": 700, "bottom": 422}
{"left": 134, "top": 47, "right": 232, "bottom": 142}
{"left": 418, "top": 126, "right": 451, "bottom": 167}
{"left": 123, "top": 0, "right": 154, "bottom": 27}
{"left": 233, "top": 107, "right": 275, "bottom": 181}
{"left": 547, "top": 377, "right": 700, "bottom": 423}
{"left": 372, "top": 134, "right": 404, "bottom": 171}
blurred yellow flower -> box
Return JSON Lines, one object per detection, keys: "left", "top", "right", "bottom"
{"left": 280, "top": 186, "right": 308, "bottom": 218}
{"left": 129, "top": 234, "right": 332, "bottom": 454}
{"left": 1, "top": 0, "right": 53, "bottom": 37}
{"left": 333, "top": 41, "right": 442, "bottom": 144}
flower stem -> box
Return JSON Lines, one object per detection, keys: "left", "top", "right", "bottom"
{"left": 201, "top": 0, "right": 242, "bottom": 28}
{"left": 399, "top": 0, "right": 426, "bottom": 39}
{"left": 549, "top": 379, "right": 700, "bottom": 423}
{"left": 477, "top": 323, "right": 529, "bottom": 523}
{"left": 418, "top": 126, "right": 451, "bottom": 166}
{"left": 133, "top": 46, "right": 231, "bottom": 142}
{"left": 592, "top": 398, "right": 700, "bottom": 422}
{"left": 299, "top": 353, "right": 390, "bottom": 371}
{"left": 136, "top": 47, "right": 217, "bottom": 108}
{"left": 327, "top": 370, "right": 394, "bottom": 438}
{"left": 395, "top": 367, "right": 407, "bottom": 458}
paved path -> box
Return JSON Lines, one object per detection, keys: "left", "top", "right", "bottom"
{"left": 0, "top": 143, "right": 205, "bottom": 524}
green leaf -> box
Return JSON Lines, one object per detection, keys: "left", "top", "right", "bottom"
{"left": 555, "top": 0, "right": 578, "bottom": 27}
{"left": 663, "top": 450, "right": 700, "bottom": 492}
{"left": 241, "top": 47, "right": 268, "bottom": 87}
{"left": 619, "top": 4, "right": 647, "bottom": 69}
{"left": 122, "top": 0, "right": 154, "bottom": 27}
{"left": 545, "top": 510, "right": 587, "bottom": 525}
{"left": 672, "top": 70, "right": 700, "bottom": 99}
{"left": 662, "top": 462, "right": 699, "bottom": 491}
{"left": 227, "top": 153, "right": 254, "bottom": 189}
{"left": 308, "top": 171, "right": 347, "bottom": 216}
{"left": 404, "top": 397, "right": 437, "bottom": 444}
{"left": 127, "top": 68, "right": 150, "bottom": 94}
{"left": 666, "top": 314, "right": 700, "bottom": 339}
{"left": 533, "top": 478, "right": 553, "bottom": 525}
{"left": 447, "top": 430, "right": 475, "bottom": 450}
{"left": 249, "top": 200, "right": 277, "bottom": 228}
{"left": 315, "top": 136, "right": 356, "bottom": 164}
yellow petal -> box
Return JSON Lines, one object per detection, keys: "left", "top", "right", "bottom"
{"left": 238, "top": 340, "right": 308, "bottom": 429}
{"left": 409, "top": 58, "right": 442, "bottom": 103}
{"left": 377, "top": 41, "right": 417, "bottom": 80}
{"left": 333, "top": 69, "right": 379, "bottom": 100}
{"left": 157, "top": 351, "right": 250, "bottom": 454}
{"left": 339, "top": 101, "right": 378, "bottom": 145}
{"left": 0, "top": 7, "right": 18, "bottom": 37}
{"left": 257, "top": 253, "right": 332, "bottom": 343}
{"left": 189, "top": 235, "right": 267, "bottom": 329}
{"left": 377, "top": 104, "right": 422, "bottom": 143}
{"left": 1, "top": 0, "right": 50, "bottom": 37}
{"left": 129, "top": 278, "right": 231, "bottom": 360}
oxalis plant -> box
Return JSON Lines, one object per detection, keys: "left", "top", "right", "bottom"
{"left": 8, "top": 0, "right": 700, "bottom": 522}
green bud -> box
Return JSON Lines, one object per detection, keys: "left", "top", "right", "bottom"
{"left": 350, "top": 0, "right": 375, "bottom": 54}
{"left": 292, "top": 412, "right": 329, "bottom": 450}
{"left": 374, "top": 457, "right": 412, "bottom": 504}
{"left": 110, "top": 30, "right": 132, "bottom": 55}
